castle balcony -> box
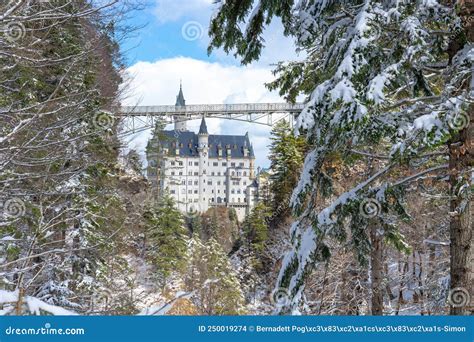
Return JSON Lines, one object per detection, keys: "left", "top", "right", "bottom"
{"left": 209, "top": 203, "right": 227, "bottom": 207}
{"left": 228, "top": 203, "right": 248, "bottom": 208}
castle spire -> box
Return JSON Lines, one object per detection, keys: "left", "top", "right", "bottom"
{"left": 198, "top": 117, "right": 208, "bottom": 135}
{"left": 174, "top": 82, "right": 187, "bottom": 131}
{"left": 175, "top": 82, "right": 186, "bottom": 106}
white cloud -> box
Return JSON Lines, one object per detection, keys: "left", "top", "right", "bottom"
{"left": 122, "top": 57, "right": 287, "bottom": 169}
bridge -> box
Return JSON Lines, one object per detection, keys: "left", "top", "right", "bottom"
{"left": 117, "top": 102, "right": 305, "bottom": 136}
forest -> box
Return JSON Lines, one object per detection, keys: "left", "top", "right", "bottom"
{"left": 0, "top": 0, "right": 472, "bottom": 316}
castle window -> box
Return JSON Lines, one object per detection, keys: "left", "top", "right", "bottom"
{"left": 217, "top": 181, "right": 221, "bottom": 185}
{"left": 179, "top": 161, "right": 183, "bottom": 166}
{"left": 222, "top": 162, "right": 227, "bottom": 166}
{"left": 189, "top": 161, "right": 192, "bottom": 166}
{"left": 238, "top": 198, "right": 241, "bottom": 202}
{"left": 243, "top": 171, "right": 247, "bottom": 176}
{"left": 208, "top": 181, "right": 212, "bottom": 185}
{"left": 243, "top": 181, "right": 247, "bottom": 186}
{"left": 170, "top": 190, "right": 175, "bottom": 194}
{"left": 179, "top": 172, "right": 183, "bottom": 176}
{"left": 213, "top": 162, "right": 218, "bottom": 166}
{"left": 194, "top": 172, "right": 198, "bottom": 176}
{"left": 194, "top": 190, "right": 198, "bottom": 194}
{"left": 171, "top": 161, "right": 175, "bottom": 166}
{"left": 244, "top": 198, "right": 247, "bottom": 202}
{"left": 211, "top": 172, "right": 215, "bottom": 176}
{"left": 231, "top": 162, "right": 235, "bottom": 167}
{"left": 194, "top": 181, "right": 198, "bottom": 185}
{"left": 182, "top": 180, "right": 185, "bottom": 185}
{"left": 188, "top": 181, "right": 192, "bottom": 185}
{"left": 171, "top": 171, "right": 175, "bottom": 176}
{"left": 231, "top": 189, "right": 235, "bottom": 194}
{"left": 217, "top": 172, "right": 221, "bottom": 176}
{"left": 194, "top": 162, "right": 198, "bottom": 166}
{"left": 203, "top": 170, "right": 206, "bottom": 175}
{"left": 188, "top": 190, "right": 192, "bottom": 194}
{"left": 237, "top": 189, "right": 241, "bottom": 194}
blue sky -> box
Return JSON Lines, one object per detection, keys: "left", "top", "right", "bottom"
{"left": 120, "top": 0, "right": 301, "bottom": 168}
{"left": 123, "top": 1, "right": 216, "bottom": 65}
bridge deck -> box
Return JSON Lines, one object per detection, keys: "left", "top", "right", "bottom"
{"left": 119, "top": 103, "right": 304, "bottom": 117}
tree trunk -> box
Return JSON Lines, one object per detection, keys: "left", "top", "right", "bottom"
{"left": 448, "top": 0, "right": 473, "bottom": 315}
{"left": 370, "top": 224, "right": 384, "bottom": 315}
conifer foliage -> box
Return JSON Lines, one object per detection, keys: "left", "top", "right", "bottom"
{"left": 210, "top": 0, "right": 472, "bottom": 314}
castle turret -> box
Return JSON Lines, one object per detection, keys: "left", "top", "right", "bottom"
{"left": 198, "top": 117, "right": 209, "bottom": 212}
{"left": 174, "top": 82, "right": 187, "bottom": 132}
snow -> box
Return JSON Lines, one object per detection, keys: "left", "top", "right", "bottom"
{"left": 290, "top": 149, "right": 318, "bottom": 208}
{"left": 26, "top": 296, "right": 78, "bottom": 316}
{"left": 412, "top": 113, "right": 442, "bottom": 132}
{"left": 0, "top": 289, "right": 18, "bottom": 304}
{"left": 0, "top": 235, "right": 15, "bottom": 241}
{"left": 0, "top": 290, "right": 77, "bottom": 315}
{"left": 423, "top": 239, "right": 449, "bottom": 246}
{"left": 330, "top": 80, "right": 356, "bottom": 103}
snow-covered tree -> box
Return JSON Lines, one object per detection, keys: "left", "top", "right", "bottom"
{"left": 209, "top": 0, "right": 472, "bottom": 314}
{"left": 185, "top": 235, "right": 246, "bottom": 315}
{"left": 0, "top": 0, "right": 143, "bottom": 314}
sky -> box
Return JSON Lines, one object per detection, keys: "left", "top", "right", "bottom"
{"left": 121, "top": 0, "right": 301, "bottom": 168}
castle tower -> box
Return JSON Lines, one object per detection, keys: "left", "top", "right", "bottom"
{"left": 174, "top": 82, "right": 187, "bottom": 132}
{"left": 198, "top": 117, "right": 209, "bottom": 212}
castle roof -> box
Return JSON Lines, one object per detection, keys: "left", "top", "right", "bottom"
{"left": 158, "top": 129, "right": 255, "bottom": 159}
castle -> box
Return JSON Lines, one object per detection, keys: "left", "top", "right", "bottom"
{"left": 146, "top": 85, "right": 259, "bottom": 221}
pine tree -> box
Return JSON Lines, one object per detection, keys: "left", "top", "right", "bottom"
{"left": 243, "top": 203, "right": 271, "bottom": 254}
{"left": 268, "top": 120, "right": 306, "bottom": 220}
{"left": 144, "top": 195, "right": 189, "bottom": 286}
{"left": 185, "top": 235, "right": 246, "bottom": 315}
